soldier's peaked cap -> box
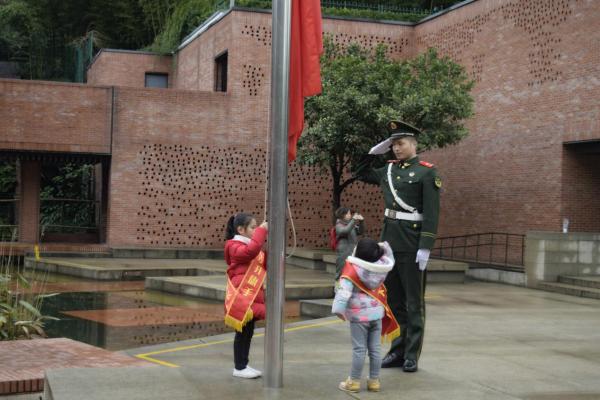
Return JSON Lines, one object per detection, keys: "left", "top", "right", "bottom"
{"left": 387, "top": 120, "right": 421, "bottom": 140}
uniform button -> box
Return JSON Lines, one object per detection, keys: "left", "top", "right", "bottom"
{"left": 413, "top": 224, "right": 417, "bottom": 228}
{"left": 396, "top": 176, "right": 400, "bottom": 180}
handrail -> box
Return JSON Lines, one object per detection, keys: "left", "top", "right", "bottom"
{"left": 321, "top": 1, "right": 430, "bottom": 14}
{"left": 40, "top": 198, "right": 98, "bottom": 203}
{"left": 432, "top": 232, "right": 525, "bottom": 268}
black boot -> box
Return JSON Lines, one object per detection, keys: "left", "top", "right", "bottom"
{"left": 381, "top": 352, "right": 404, "bottom": 368}
{"left": 403, "top": 359, "right": 418, "bottom": 372}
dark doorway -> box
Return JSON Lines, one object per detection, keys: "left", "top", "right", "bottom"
{"left": 215, "top": 51, "right": 228, "bottom": 92}
{"left": 39, "top": 157, "right": 109, "bottom": 244}
{"left": 0, "top": 160, "right": 18, "bottom": 242}
{"left": 561, "top": 141, "right": 600, "bottom": 233}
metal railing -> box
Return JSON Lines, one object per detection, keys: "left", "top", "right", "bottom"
{"left": 39, "top": 198, "right": 99, "bottom": 238}
{"left": 321, "top": 1, "right": 430, "bottom": 14}
{"left": 234, "top": 0, "right": 432, "bottom": 15}
{"left": 431, "top": 232, "right": 526, "bottom": 269}
{"left": 0, "top": 199, "right": 18, "bottom": 241}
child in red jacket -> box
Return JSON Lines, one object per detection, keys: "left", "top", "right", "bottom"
{"left": 224, "top": 213, "right": 268, "bottom": 379}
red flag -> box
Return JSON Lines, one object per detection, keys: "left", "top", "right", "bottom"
{"left": 288, "top": 0, "right": 323, "bottom": 163}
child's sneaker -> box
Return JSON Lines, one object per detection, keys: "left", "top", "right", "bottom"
{"left": 246, "top": 366, "right": 262, "bottom": 377}
{"left": 367, "top": 378, "right": 381, "bottom": 392}
{"left": 232, "top": 367, "right": 261, "bottom": 379}
{"left": 338, "top": 377, "right": 360, "bottom": 393}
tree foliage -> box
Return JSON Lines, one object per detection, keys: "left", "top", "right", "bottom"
{"left": 0, "top": 0, "right": 179, "bottom": 79}
{"left": 146, "top": 0, "right": 216, "bottom": 53}
{"left": 40, "top": 163, "right": 96, "bottom": 233}
{"left": 300, "top": 39, "right": 474, "bottom": 212}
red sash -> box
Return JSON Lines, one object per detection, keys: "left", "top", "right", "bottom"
{"left": 340, "top": 261, "right": 401, "bottom": 343}
{"left": 224, "top": 251, "right": 267, "bottom": 332}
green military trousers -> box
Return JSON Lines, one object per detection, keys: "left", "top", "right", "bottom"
{"left": 385, "top": 252, "right": 427, "bottom": 361}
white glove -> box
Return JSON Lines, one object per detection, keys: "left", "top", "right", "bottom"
{"left": 416, "top": 249, "right": 430, "bottom": 271}
{"left": 368, "top": 138, "right": 392, "bottom": 155}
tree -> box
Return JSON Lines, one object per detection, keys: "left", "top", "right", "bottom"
{"left": 299, "top": 40, "right": 474, "bottom": 215}
{"left": 146, "top": 0, "right": 215, "bottom": 53}
{"left": 0, "top": 0, "right": 169, "bottom": 80}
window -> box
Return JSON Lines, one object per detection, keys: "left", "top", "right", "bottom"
{"left": 215, "top": 51, "right": 228, "bottom": 92}
{"left": 145, "top": 73, "right": 168, "bottom": 88}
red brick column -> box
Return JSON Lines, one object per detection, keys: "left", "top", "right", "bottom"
{"left": 18, "top": 160, "right": 41, "bottom": 243}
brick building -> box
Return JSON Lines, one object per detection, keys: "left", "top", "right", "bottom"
{"left": 1, "top": 0, "right": 599, "bottom": 254}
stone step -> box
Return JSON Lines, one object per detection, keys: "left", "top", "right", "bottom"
{"left": 466, "top": 268, "right": 526, "bottom": 287}
{"left": 285, "top": 248, "right": 332, "bottom": 271}
{"left": 146, "top": 274, "right": 334, "bottom": 301}
{"left": 24, "top": 257, "right": 225, "bottom": 281}
{"left": 558, "top": 275, "right": 600, "bottom": 289}
{"left": 323, "top": 256, "right": 468, "bottom": 282}
{"left": 25, "top": 251, "right": 113, "bottom": 258}
{"left": 299, "top": 299, "right": 333, "bottom": 318}
{"left": 111, "top": 248, "right": 223, "bottom": 259}
{"left": 537, "top": 281, "right": 600, "bottom": 300}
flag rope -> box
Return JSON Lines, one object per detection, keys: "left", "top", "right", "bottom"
{"left": 262, "top": 111, "right": 298, "bottom": 260}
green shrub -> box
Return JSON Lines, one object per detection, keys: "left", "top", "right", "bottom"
{"left": 0, "top": 248, "right": 58, "bottom": 341}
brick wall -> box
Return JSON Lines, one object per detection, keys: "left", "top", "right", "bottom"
{"left": 415, "top": 0, "right": 600, "bottom": 237}
{"left": 87, "top": 50, "right": 173, "bottom": 88}
{"left": 107, "top": 87, "right": 236, "bottom": 247}
{"left": 150, "top": 10, "right": 415, "bottom": 249}
{"left": 173, "top": 13, "right": 232, "bottom": 91}
{"left": 3, "top": 1, "right": 600, "bottom": 249}
{"left": 0, "top": 79, "right": 112, "bottom": 154}
{"left": 105, "top": 85, "right": 379, "bottom": 249}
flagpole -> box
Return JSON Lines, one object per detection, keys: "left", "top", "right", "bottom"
{"left": 264, "top": 0, "right": 292, "bottom": 389}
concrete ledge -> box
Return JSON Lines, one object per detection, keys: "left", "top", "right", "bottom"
{"left": 24, "top": 257, "right": 225, "bottom": 281}
{"left": 44, "top": 367, "right": 194, "bottom": 400}
{"left": 300, "top": 299, "right": 333, "bottom": 318}
{"left": 428, "top": 259, "right": 469, "bottom": 272}
{"left": 25, "top": 251, "right": 113, "bottom": 258}
{"left": 287, "top": 248, "right": 332, "bottom": 259}
{"left": 559, "top": 275, "right": 600, "bottom": 289}
{"left": 111, "top": 248, "right": 223, "bottom": 259}
{"left": 525, "top": 231, "right": 600, "bottom": 287}
{"left": 537, "top": 282, "right": 600, "bottom": 300}
{"left": 146, "top": 276, "right": 226, "bottom": 301}
{"left": 467, "top": 268, "right": 526, "bottom": 287}
{"left": 527, "top": 231, "right": 600, "bottom": 241}
{"left": 285, "top": 256, "right": 326, "bottom": 270}
{"left": 146, "top": 275, "right": 334, "bottom": 301}
{"left": 0, "top": 338, "right": 149, "bottom": 396}
{"left": 285, "top": 249, "right": 334, "bottom": 271}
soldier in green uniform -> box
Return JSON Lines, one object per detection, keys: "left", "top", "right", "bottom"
{"left": 354, "top": 120, "right": 441, "bottom": 372}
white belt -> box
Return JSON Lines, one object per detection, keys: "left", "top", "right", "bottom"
{"left": 385, "top": 208, "right": 423, "bottom": 221}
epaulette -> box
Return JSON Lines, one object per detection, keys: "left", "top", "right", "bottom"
{"left": 419, "top": 161, "right": 434, "bottom": 168}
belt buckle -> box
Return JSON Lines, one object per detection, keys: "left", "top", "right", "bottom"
{"left": 391, "top": 209, "right": 397, "bottom": 219}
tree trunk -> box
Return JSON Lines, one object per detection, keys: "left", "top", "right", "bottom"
{"left": 330, "top": 162, "right": 341, "bottom": 224}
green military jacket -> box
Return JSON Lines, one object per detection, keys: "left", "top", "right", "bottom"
{"left": 357, "top": 155, "right": 441, "bottom": 252}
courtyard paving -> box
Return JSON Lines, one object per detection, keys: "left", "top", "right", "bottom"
{"left": 4, "top": 280, "right": 599, "bottom": 399}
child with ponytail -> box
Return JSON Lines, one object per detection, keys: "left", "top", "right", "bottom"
{"left": 224, "top": 213, "right": 268, "bottom": 379}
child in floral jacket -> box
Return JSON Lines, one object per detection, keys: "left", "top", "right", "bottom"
{"left": 332, "top": 238, "right": 395, "bottom": 393}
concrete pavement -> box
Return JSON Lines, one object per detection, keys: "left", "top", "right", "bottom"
{"left": 40, "top": 280, "right": 600, "bottom": 400}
